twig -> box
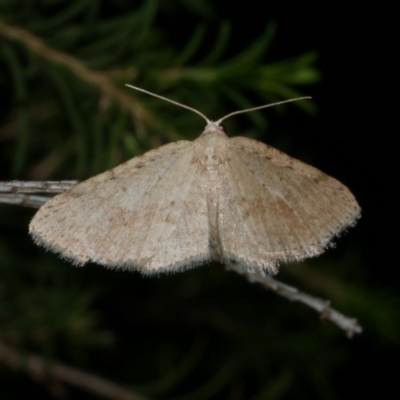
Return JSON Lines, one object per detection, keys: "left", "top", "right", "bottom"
{"left": 0, "top": 180, "right": 78, "bottom": 193}
{"left": 0, "top": 340, "right": 150, "bottom": 400}
{"left": 0, "top": 19, "right": 150, "bottom": 123}
{"left": 227, "top": 264, "right": 363, "bottom": 338}
{"left": 0, "top": 180, "right": 363, "bottom": 337}
{"left": 0, "top": 181, "right": 78, "bottom": 208}
{"left": 0, "top": 193, "right": 52, "bottom": 208}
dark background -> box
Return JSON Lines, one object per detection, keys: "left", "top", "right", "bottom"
{"left": 0, "top": 1, "right": 397, "bottom": 399}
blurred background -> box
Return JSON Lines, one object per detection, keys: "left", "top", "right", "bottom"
{"left": 0, "top": 1, "right": 397, "bottom": 399}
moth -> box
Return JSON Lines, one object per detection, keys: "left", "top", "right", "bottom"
{"left": 30, "top": 86, "right": 360, "bottom": 276}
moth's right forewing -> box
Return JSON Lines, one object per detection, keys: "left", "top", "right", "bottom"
{"left": 30, "top": 141, "right": 211, "bottom": 273}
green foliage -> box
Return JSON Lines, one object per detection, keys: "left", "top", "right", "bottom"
{"left": 0, "top": 239, "right": 108, "bottom": 361}
{"left": 0, "top": 1, "right": 393, "bottom": 400}
{"left": 0, "top": 0, "right": 320, "bottom": 180}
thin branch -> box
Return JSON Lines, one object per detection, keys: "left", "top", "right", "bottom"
{"left": 227, "top": 264, "right": 363, "bottom": 338}
{"left": 0, "top": 19, "right": 150, "bottom": 123}
{"left": 0, "top": 180, "right": 363, "bottom": 337}
{"left": 0, "top": 181, "right": 78, "bottom": 208}
{"left": 0, "top": 340, "right": 150, "bottom": 400}
{"left": 0, "top": 180, "right": 78, "bottom": 193}
{"left": 0, "top": 193, "right": 52, "bottom": 208}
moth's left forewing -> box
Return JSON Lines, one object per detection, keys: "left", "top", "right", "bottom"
{"left": 217, "top": 136, "right": 360, "bottom": 275}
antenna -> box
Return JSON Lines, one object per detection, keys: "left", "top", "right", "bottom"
{"left": 126, "top": 84, "right": 211, "bottom": 124}
{"left": 216, "top": 97, "right": 312, "bottom": 125}
{"left": 126, "top": 84, "right": 311, "bottom": 125}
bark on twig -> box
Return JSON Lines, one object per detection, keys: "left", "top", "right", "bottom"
{"left": 0, "top": 180, "right": 78, "bottom": 193}
{"left": 227, "top": 264, "right": 362, "bottom": 337}
{"left": 0, "top": 193, "right": 52, "bottom": 208}
{"left": 0, "top": 180, "right": 363, "bottom": 336}
{"left": 0, "top": 181, "right": 78, "bottom": 208}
